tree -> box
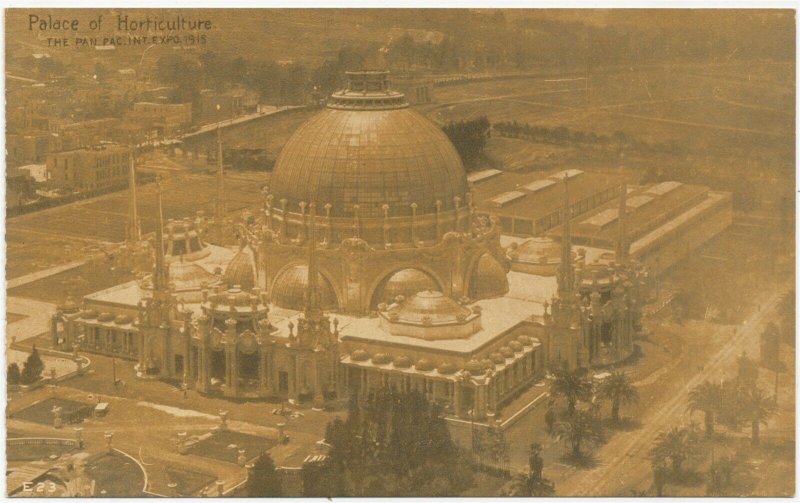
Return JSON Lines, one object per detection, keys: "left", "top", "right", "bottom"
{"left": 736, "top": 351, "right": 759, "bottom": 386}
{"left": 484, "top": 425, "right": 509, "bottom": 469}
{"left": 596, "top": 371, "right": 639, "bottom": 423}
{"left": 652, "top": 460, "right": 669, "bottom": 496}
{"left": 7, "top": 363, "right": 21, "bottom": 385}
{"left": 706, "top": 454, "right": 748, "bottom": 496}
{"left": 649, "top": 426, "right": 701, "bottom": 475}
{"left": 504, "top": 443, "right": 555, "bottom": 496}
{"left": 441, "top": 117, "right": 490, "bottom": 170}
{"left": 320, "top": 388, "right": 473, "bottom": 496}
{"left": 21, "top": 346, "right": 44, "bottom": 385}
{"left": 740, "top": 386, "right": 777, "bottom": 446}
{"left": 688, "top": 381, "right": 722, "bottom": 437}
{"left": 551, "top": 409, "right": 603, "bottom": 460}
{"left": 246, "top": 452, "right": 282, "bottom": 496}
{"left": 550, "top": 365, "right": 594, "bottom": 416}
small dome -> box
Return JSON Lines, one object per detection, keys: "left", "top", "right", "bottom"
{"left": 490, "top": 352, "right": 505, "bottom": 364}
{"left": 499, "top": 346, "right": 514, "bottom": 358}
{"left": 114, "top": 314, "right": 133, "bottom": 325}
{"left": 415, "top": 359, "right": 435, "bottom": 371}
{"left": 480, "top": 358, "right": 495, "bottom": 370}
{"left": 351, "top": 349, "right": 369, "bottom": 362}
{"left": 468, "top": 254, "right": 509, "bottom": 299}
{"left": 271, "top": 265, "right": 338, "bottom": 311}
{"left": 509, "top": 341, "right": 523, "bottom": 352}
{"left": 224, "top": 246, "right": 257, "bottom": 291}
{"left": 80, "top": 309, "right": 98, "bottom": 319}
{"left": 437, "top": 362, "right": 457, "bottom": 375}
{"left": 464, "top": 359, "right": 485, "bottom": 375}
{"left": 371, "top": 353, "right": 392, "bottom": 365}
{"left": 168, "top": 262, "right": 218, "bottom": 291}
{"left": 517, "top": 335, "right": 533, "bottom": 346}
{"left": 376, "top": 268, "right": 438, "bottom": 306}
{"left": 389, "top": 290, "right": 472, "bottom": 325}
{"left": 393, "top": 355, "right": 413, "bottom": 368}
{"left": 511, "top": 238, "right": 573, "bottom": 265}
{"left": 98, "top": 312, "right": 115, "bottom": 322}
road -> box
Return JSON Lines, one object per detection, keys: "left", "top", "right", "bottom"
{"left": 559, "top": 283, "right": 789, "bottom": 496}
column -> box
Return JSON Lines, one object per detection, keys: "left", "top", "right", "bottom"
{"left": 435, "top": 200, "right": 442, "bottom": 241}
{"left": 258, "top": 349, "right": 266, "bottom": 394}
{"left": 230, "top": 347, "right": 238, "bottom": 395}
{"left": 453, "top": 381, "right": 461, "bottom": 416}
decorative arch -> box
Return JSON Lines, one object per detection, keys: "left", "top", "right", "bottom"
{"left": 366, "top": 265, "right": 446, "bottom": 310}
{"left": 465, "top": 252, "right": 509, "bottom": 300}
{"left": 269, "top": 260, "right": 343, "bottom": 311}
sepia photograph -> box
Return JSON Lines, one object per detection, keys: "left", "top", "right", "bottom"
{"left": 3, "top": 7, "right": 796, "bottom": 497}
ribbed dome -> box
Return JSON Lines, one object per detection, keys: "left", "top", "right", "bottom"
{"left": 390, "top": 290, "right": 471, "bottom": 325}
{"left": 351, "top": 349, "right": 370, "bottom": 361}
{"left": 468, "top": 254, "right": 509, "bottom": 299}
{"left": 169, "top": 262, "right": 218, "bottom": 290}
{"left": 271, "top": 265, "right": 338, "bottom": 311}
{"left": 224, "top": 246, "right": 257, "bottom": 291}
{"left": 270, "top": 83, "right": 467, "bottom": 220}
{"left": 415, "top": 359, "right": 435, "bottom": 371}
{"left": 377, "top": 268, "right": 439, "bottom": 306}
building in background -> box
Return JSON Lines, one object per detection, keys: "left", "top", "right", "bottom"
{"left": 46, "top": 144, "right": 131, "bottom": 192}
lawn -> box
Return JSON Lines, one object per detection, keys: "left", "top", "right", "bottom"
{"left": 10, "top": 397, "right": 94, "bottom": 426}
{"left": 185, "top": 429, "right": 276, "bottom": 465}
{"left": 85, "top": 452, "right": 146, "bottom": 496}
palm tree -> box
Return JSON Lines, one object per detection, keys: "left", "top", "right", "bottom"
{"left": 688, "top": 381, "right": 722, "bottom": 437}
{"left": 550, "top": 365, "right": 593, "bottom": 416}
{"left": 649, "top": 426, "right": 700, "bottom": 475}
{"left": 596, "top": 371, "right": 639, "bottom": 423}
{"left": 706, "top": 455, "right": 748, "bottom": 496}
{"left": 505, "top": 443, "right": 555, "bottom": 496}
{"left": 651, "top": 460, "right": 669, "bottom": 496}
{"left": 736, "top": 351, "right": 759, "bottom": 387}
{"left": 741, "top": 386, "right": 777, "bottom": 446}
{"left": 551, "top": 409, "right": 603, "bottom": 459}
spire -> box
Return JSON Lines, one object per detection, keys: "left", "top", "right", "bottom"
{"left": 304, "top": 202, "right": 323, "bottom": 319}
{"left": 615, "top": 183, "right": 629, "bottom": 264}
{"left": 127, "top": 149, "right": 141, "bottom": 242}
{"left": 153, "top": 176, "right": 168, "bottom": 291}
{"left": 558, "top": 177, "right": 574, "bottom": 295}
{"left": 215, "top": 126, "right": 225, "bottom": 220}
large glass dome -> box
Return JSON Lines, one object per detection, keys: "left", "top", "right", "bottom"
{"left": 269, "top": 71, "right": 468, "bottom": 219}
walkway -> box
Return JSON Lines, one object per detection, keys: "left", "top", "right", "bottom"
{"left": 7, "top": 297, "right": 57, "bottom": 344}
{"left": 7, "top": 260, "right": 86, "bottom": 289}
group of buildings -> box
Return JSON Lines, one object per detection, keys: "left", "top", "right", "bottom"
{"left": 50, "top": 71, "right": 731, "bottom": 422}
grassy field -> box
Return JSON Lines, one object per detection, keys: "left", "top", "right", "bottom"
{"left": 427, "top": 62, "right": 792, "bottom": 150}
{"left": 6, "top": 170, "right": 269, "bottom": 279}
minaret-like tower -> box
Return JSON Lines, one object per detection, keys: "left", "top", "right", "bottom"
{"left": 557, "top": 178, "right": 574, "bottom": 296}
{"left": 137, "top": 176, "right": 176, "bottom": 377}
{"left": 127, "top": 150, "right": 141, "bottom": 243}
{"left": 615, "top": 183, "right": 629, "bottom": 264}
{"left": 215, "top": 127, "right": 225, "bottom": 221}
{"left": 153, "top": 177, "right": 169, "bottom": 291}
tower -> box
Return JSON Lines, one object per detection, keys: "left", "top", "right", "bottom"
{"left": 615, "top": 183, "right": 629, "bottom": 264}
{"left": 137, "top": 176, "right": 176, "bottom": 377}
{"left": 557, "top": 177, "right": 574, "bottom": 296}
{"left": 127, "top": 150, "right": 141, "bottom": 243}
{"left": 215, "top": 127, "right": 225, "bottom": 221}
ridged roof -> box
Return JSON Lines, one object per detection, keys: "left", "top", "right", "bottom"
{"left": 269, "top": 72, "right": 468, "bottom": 219}
{"left": 468, "top": 254, "right": 509, "bottom": 299}
{"left": 271, "top": 264, "right": 337, "bottom": 311}
{"left": 223, "top": 246, "right": 257, "bottom": 291}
